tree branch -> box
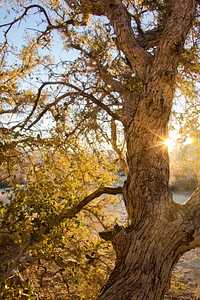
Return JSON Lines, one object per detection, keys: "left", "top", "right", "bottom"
{"left": 60, "top": 186, "right": 123, "bottom": 220}
{"left": 26, "top": 92, "right": 76, "bottom": 130}
{"left": 70, "top": 42, "right": 127, "bottom": 94}
{"left": 136, "top": 27, "right": 163, "bottom": 50}
{"left": 0, "top": 104, "right": 21, "bottom": 115}
{"left": 184, "top": 187, "right": 200, "bottom": 225}
{"left": 75, "top": 88, "right": 121, "bottom": 121}
{"left": 0, "top": 5, "right": 52, "bottom": 35}
{"left": 153, "top": 0, "right": 196, "bottom": 71}
{"left": 5, "top": 238, "right": 31, "bottom": 280}
{"left": 0, "top": 4, "right": 76, "bottom": 47}
{"left": 111, "top": 119, "right": 127, "bottom": 173}
{"left": 98, "top": 64, "right": 128, "bottom": 95}
{"left": 182, "top": 187, "right": 200, "bottom": 248}
{"left": 79, "top": 0, "right": 152, "bottom": 79}
{"left": 22, "top": 80, "right": 121, "bottom": 130}
{"left": 23, "top": 186, "right": 123, "bottom": 245}
{"left": 22, "top": 81, "right": 77, "bottom": 129}
{"left": 1, "top": 185, "right": 122, "bottom": 283}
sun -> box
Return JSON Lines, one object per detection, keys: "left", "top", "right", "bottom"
{"left": 164, "top": 139, "right": 176, "bottom": 152}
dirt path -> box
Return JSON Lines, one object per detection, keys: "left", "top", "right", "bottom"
{"left": 165, "top": 192, "right": 200, "bottom": 299}
{"left": 166, "top": 249, "right": 200, "bottom": 299}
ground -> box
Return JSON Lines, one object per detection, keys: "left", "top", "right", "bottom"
{"left": 166, "top": 249, "right": 200, "bottom": 299}
{"left": 165, "top": 192, "right": 200, "bottom": 299}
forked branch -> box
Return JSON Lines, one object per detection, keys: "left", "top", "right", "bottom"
{"left": 0, "top": 4, "right": 75, "bottom": 38}
{"left": 79, "top": 0, "right": 152, "bottom": 79}
{"left": 153, "top": 0, "right": 196, "bottom": 71}
{"left": 22, "top": 81, "right": 121, "bottom": 130}
{"left": 60, "top": 186, "right": 123, "bottom": 220}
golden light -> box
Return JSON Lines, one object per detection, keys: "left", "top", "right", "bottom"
{"left": 184, "top": 137, "right": 193, "bottom": 145}
{"left": 164, "top": 139, "right": 176, "bottom": 152}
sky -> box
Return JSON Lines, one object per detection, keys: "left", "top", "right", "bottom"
{"left": 0, "top": 2, "right": 79, "bottom": 65}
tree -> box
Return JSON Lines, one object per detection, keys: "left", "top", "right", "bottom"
{"left": 0, "top": 0, "right": 200, "bottom": 299}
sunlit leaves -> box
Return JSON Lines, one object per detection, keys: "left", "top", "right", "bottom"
{"left": 0, "top": 136, "right": 120, "bottom": 298}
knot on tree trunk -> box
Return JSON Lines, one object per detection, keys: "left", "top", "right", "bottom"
{"left": 99, "top": 224, "right": 128, "bottom": 257}
{"left": 99, "top": 230, "right": 113, "bottom": 241}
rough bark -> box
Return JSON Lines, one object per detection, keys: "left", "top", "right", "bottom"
{"left": 97, "top": 202, "right": 198, "bottom": 300}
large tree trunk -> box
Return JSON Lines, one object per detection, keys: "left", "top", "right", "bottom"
{"left": 98, "top": 138, "right": 195, "bottom": 300}
{"left": 98, "top": 211, "right": 195, "bottom": 300}
{"left": 98, "top": 75, "right": 198, "bottom": 300}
